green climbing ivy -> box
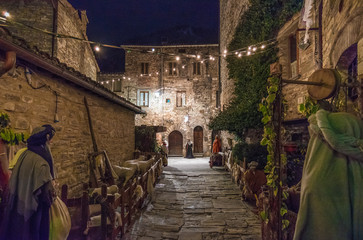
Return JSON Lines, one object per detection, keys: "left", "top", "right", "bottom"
{"left": 0, "top": 113, "right": 28, "bottom": 145}
{"left": 259, "top": 76, "right": 289, "bottom": 230}
{"left": 209, "top": 0, "right": 302, "bottom": 140}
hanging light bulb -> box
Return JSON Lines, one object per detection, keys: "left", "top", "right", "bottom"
{"left": 197, "top": 55, "right": 201, "bottom": 59}
{"left": 223, "top": 54, "right": 227, "bottom": 57}
{"left": 248, "top": 46, "right": 252, "bottom": 50}
{"left": 261, "top": 45, "right": 266, "bottom": 49}
{"left": 176, "top": 56, "right": 180, "bottom": 61}
{"left": 123, "top": 76, "right": 126, "bottom": 79}
{"left": 252, "top": 47, "right": 257, "bottom": 51}
{"left": 128, "top": 77, "right": 131, "bottom": 80}
{"left": 247, "top": 51, "right": 251, "bottom": 56}
{"left": 235, "top": 52, "right": 238, "bottom": 55}
{"left": 182, "top": 65, "right": 185, "bottom": 69}
{"left": 112, "top": 79, "right": 115, "bottom": 82}
{"left": 209, "top": 56, "right": 213, "bottom": 60}
{"left": 238, "top": 53, "right": 242, "bottom": 58}
{"left": 151, "top": 48, "right": 155, "bottom": 52}
{"left": 94, "top": 45, "right": 100, "bottom": 52}
{"left": 224, "top": 49, "right": 227, "bottom": 54}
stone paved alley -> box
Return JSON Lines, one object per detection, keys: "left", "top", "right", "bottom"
{"left": 126, "top": 157, "right": 261, "bottom": 240}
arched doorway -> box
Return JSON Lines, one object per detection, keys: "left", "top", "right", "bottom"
{"left": 168, "top": 131, "right": 183, "bottom": 156}
{"left": 193, "top": 126, "right": 203, "bottom": 154}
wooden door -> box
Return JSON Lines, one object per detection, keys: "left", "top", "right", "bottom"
{"left": 168, "top": 131, "right": 183, "bottom": 156}
{"left": 193, "top": 126, "right": 203, "bottom": 153}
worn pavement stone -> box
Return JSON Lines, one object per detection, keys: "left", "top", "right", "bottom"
{"left": 126, "top": 157, "right": 261, "bottom": 240}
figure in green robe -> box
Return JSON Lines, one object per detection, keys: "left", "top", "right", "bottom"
{"left": 294, "top": 110, "right": 363, "bottom": 240}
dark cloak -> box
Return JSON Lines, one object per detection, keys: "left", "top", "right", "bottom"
{"left": 185, "top": 142, "right": 194, "bottom": 158}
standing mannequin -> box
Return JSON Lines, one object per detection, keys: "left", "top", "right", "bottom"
{"left": 212, "top": 135, "right": 221, "bottom": 154}
{"left": 294, "top": 110, "right": 363, "bottom": 240}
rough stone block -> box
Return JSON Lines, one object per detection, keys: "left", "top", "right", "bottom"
{"left": 3, "top": 102, "right": 15, "bottom": 111}
{"left": 15, "top": 118, "right": 29, "bottom": 130}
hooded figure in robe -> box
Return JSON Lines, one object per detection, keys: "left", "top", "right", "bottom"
{"left": 185, "top": 139, "right": 194, "bottom": 158}
{"left": 0, "top": 125, "right": 56, "bottom": 240}
{"left": 293, "top": 110, "right": 363, "bottom": 240}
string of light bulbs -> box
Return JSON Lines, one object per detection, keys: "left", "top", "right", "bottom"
{"left": 0, "top": 10, "right": 277, "bottom": 62}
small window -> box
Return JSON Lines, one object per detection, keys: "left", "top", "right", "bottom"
{"left": 289, "top": 35, "right": 297, "bottom": 78}
{"left": 176, "top": 91, "right": 186, "bottom": 107}
{"left": 166, "top": 98, "right": 171, "bottom": 103}
{"left": 113, "top": 79, "right": 121, "bottom": 92}
{"left": 193, "top": 62, "right": 201, "bottom": 75}
{"left": 139, "top": 91, "right": 149, "bottom": 107}
{"left": 141, "top": 62, "right": 149, "bottom": 75}
{"left": 168, "top": 62, "right": 177, "bottom": 76}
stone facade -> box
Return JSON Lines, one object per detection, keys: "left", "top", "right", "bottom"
{"left": 219, "top": 0, "right": 249, "bottom": 147}
{"left": 219, "top": 0, "right": 249, "bottom": 109}
{"left": 0, "top": 0, "right": 99, "bottom": 80}
{"left": 99, "top": 45, "right": 220, "bottom": 156}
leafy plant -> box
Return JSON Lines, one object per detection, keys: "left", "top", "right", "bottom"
{"left": 298, "top": 97, "right": 319, "bottom": 118}
{"left": 0, "top": 113, "right": 28, "bottom": 145}
{"left": 232, "top": 141, "right": 267, "bottom": 169}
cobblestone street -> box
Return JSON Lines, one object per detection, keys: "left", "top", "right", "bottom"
{"left": 126, "top": 157, "right": 261, "bottom": 240}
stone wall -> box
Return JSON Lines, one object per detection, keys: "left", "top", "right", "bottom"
{"left": 118, "top": 45, "right": 220, "bottom": 156}
{"left": 219, "top": 0, "right": 249, "bottom": 109}
{"left": 56, "top": 0, "right": 99, "bottom": 80}
{"left": 277, "top": 13, "right": 318, "bottom": 121}
{"left": 0, "top": 0, "right": 54, "bottom": 54}
{"left": 0, "top": 64, "right": 136, "bottom": 197}
{"left": 0, "top": 0, "right": 99, "bottom": 80}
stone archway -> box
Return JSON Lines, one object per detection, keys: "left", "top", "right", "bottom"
{"left": 193, "top": 126, "right": 203, "bottom": 154}
{"left": 328, "top": 10, "right": 363, "bottom": 68}
{"left": 168, "top": 130, "right": 183, "bottom": 156}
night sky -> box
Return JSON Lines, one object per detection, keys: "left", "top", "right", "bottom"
{"left": 67, "top": 0, "right": 219, "bottom": 45}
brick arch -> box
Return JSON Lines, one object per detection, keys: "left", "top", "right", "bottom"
{"left": 328, "top": 9, "right": 363, "bottom": 68}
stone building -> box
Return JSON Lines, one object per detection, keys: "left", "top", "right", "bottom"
{"left": 0, "top": 0, "right": 144, "bottom": 196}
{"left": 277, "top": 0, "right": 363, "bottom": 145}
{"left": 99, "top": 44, "right": 220, "bottom": 157}
{"left": 0, "top": 0, "right": 99, "bottom": 80}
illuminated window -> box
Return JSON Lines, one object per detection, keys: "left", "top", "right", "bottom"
{"left": 139, "top": 91, "right": 149, "bottom": 107}
{"left": 176, "top": 91, "right": 186, "bottom": 107}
